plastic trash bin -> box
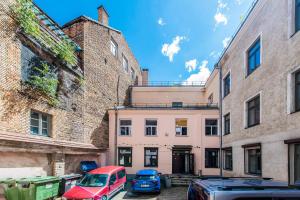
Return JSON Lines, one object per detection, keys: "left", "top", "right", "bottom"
{"left": 17, "top": 176, "right": 60, "bottom": 200}
{"left": 0, "top": 178, "right": 19, "bottom": 200}
{"left": 80, "top": 161, "right": 98, "bottom": 173}
{"left": 59, "top": 174, "right": 82, "bottom": 196}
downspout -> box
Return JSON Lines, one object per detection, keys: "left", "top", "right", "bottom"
{"left": 114, "top": 75, "right": 120, "bottom": 165}
{"left": 217, "top": 63, "right": 223, "bottom": 176}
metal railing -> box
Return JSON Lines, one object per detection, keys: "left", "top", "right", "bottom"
{"left": 128, "top": 103, "right": 218, "bottom": 109}
{"left": 133, "top": 81, "right": 206, "bottom": 87}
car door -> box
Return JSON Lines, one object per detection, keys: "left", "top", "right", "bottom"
{"left": 108, "top": 173, "right": 118, "bottom": 196}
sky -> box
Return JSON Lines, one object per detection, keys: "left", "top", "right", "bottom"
{"left": 34, "top": 0, "right": 255, "bottom": 83}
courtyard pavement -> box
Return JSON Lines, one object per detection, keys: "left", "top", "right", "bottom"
{"left": 111, "top": 186, "right": 187, "bottom": 200}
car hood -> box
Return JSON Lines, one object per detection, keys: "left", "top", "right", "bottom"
{"left": 63, "top": 185, "right": 104, "bottom": 198}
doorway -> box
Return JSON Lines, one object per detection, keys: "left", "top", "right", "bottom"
{"left": 172, "top": 146, "right": 194, "bottom": 174}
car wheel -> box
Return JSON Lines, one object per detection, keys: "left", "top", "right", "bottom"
{"left": 101, "top": 195, "right": 108, "bottom": 200}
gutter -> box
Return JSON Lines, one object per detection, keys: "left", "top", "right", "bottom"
{"left": 217, "top": 63, "right": 223, "bottom": 176}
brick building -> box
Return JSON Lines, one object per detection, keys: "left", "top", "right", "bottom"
{"left": 219, "top": 0, "right": 300, "bottom": 185}
{"left": 0, "top": 0, "right": 143, "bottom": 178}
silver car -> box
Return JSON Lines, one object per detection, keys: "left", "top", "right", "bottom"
{"left": 187, "top": 178, "right": 300, "bottom": 200}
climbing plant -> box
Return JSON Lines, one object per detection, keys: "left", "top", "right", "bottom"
{"left": 11, "top": 0, "right": 78, "bottom": 66}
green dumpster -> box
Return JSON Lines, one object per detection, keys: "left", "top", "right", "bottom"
{"left": 17, "top": 176, "right": 60, "bottom": 200}
{"left": 0, "top": 178, "right": 19, "bottom": 200}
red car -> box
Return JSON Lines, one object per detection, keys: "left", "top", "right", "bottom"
{"left": 63, "top": 166, "right": 126, "bottom": 200}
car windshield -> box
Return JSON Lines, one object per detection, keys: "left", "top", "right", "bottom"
{"left": 77, "top": 174, "right": 108, "bottom": 187}
{"left": 136, "top": 175, "right": 156, "bottom": 180}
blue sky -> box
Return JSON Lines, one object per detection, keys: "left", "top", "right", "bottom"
{"left": 34, "top": 0, "right": 255, "bottom": 82}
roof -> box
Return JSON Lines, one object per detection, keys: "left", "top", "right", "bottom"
{"left": 62, "top": 15, "right": 121, "bottom": 33}
{"left": 136, "top": 169, "right": 158, "bottom": 176}
{"left": 194, "top": 178, "right": 294, "bottom": 192}
{"left": 89, "top": 166, "right": 124, "bottom": 175}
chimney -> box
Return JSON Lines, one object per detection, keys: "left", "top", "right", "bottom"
{"left": 97, "top": 5, "right": 109, "bottom": 26}
{"left": 142, "top": 68, "right": 149, "bottom": 86}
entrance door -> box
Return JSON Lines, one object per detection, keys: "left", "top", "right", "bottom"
{"left": 172, "top": 150, "right": 194, "bottom": 174}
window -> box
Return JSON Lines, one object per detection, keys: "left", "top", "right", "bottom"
{"left": 175, "top": 119, "right": 188, "bottom": 136}
{"left": 119, "top": 120, "right": 131, "bottom": 136}
{"left": 247, "top": 38, "right": 261, "bottom": 75}
{"left": 118, "top": 147, "right": 132, "bottom": 167}
{"left": 224, "top": 113, "right": 230, "bottom": 135}
{"left": 117, "top": 169, "right": 126, "bottom": 179}
{"left": 130, "top": 67, "right": 135, "bottom": 80}
{"left": 223, "top": 73, "right": 231, "bottom": 97}
{"left": 208, "top": 93, "right": 213, "bottom": 104}
{"left": 295, "top": 70, "right": 300, "bottom": 112}
{"left": 109, "top": 173, "right": 117, "bottom": 184}
{"left": 205, "top": 149, "right": 219, "bottom": 168}
{"left": 294, "top": 144, "right": 300, "bottom": 184}
{"left": 144, "top": 148, "right": 158, "bottom": 167}
{"left": 30, "top": 110, "right": 51, "bottom": 137}
{"left": 122, "top": 55, "right": 128, "bottom": 72}
{"left": 145, "top": 119, "right": 157, "bottom": 136}
{"left": 296, "top": 0, "right": 300, "bottom": 32}
{"left": 247, "top": 95, "right": 260, "bottom": 128}
{"left": 110, "top": 38, "right": 117, "bottom": 57}
{"left": 285, "top": 140, "right": 300, "bottom": 185}
{"left": 223, "top": 148, "right": 233, "bottom": 170}
{"left": 172, "top": 102, "right": 183, "bottom": 108}
{"left": 205, "top": 119, "right": 218, "bottom": 136}
{"left": 244, "top": 145, "right": 261, "bottom": 175}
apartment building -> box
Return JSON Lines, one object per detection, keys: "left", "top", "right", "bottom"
{"left": 108, "top": 69, "right": 220, "bottom": 175}
{"left": 219, "top": 0, "right": 300, "bottom": 185}
{"left": 0, "top": 0, "right": 143, "bottom": 178}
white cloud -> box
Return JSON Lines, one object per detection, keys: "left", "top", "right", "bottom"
{"left": 158, "top": 18, "right": 166, "bottom": 26}
{"left": 185, "top": 60, "right": 211, "bottom": 84}
{"left": 222, "top": 37, "right": 231, "bottom": 48}
{"left": 209, "top": 51, "right": 221, "bottom": 59}
{"left": 236, "top": 0, "right": 243, "bottom": 5}
{"left": 161, "top": 36, "right": 186, "bottom": 62}
{"left": 185, "top": 59, "right": 198, "bottom": 72}
{"left": 214, "top": 12, "right": 228, "bottom": 26}
{"left": 217, "top": 0, "right": 228, "bottom": 9}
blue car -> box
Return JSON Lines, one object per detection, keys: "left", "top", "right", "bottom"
{"left": 131, "top": 169, "right": 161, "bottom": 193}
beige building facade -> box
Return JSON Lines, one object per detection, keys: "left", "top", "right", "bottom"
{"left": 108, "top": 69, "right": 220, "bottom": 175}
{"left": 219, "top": 0, "right": 300, "bottom": 184}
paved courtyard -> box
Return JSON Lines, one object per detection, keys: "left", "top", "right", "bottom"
{"left": 111, "top": 187, "right": 187, "bottom": 200}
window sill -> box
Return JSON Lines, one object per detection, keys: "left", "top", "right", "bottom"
{"left": 245, "top": 123, "right": 260, "bottom": 129}
{"left": 205, "top": 167, "right": 220, "bottom": 169}
{"left": 119, "top": 135, "right": 131, "bottom": 137}
{"left": 223, "top": 168, "right": 233, "bottom": 171}
{"left": 145, "top": 135, "right": 158, "bottom": 137}
{"left": 245, "top": 172, "right": 262, "bottom": 176}
{"left": 291, "top": 109, "right": 300, "bottom": 115}
{"left": 224, "top": 133, "right": 231, "bottom": 136}
{"left": 144, "top": 166, "right": 158, "bottom": 168}
{"left": 205, "top": 135, "right": 219, "bottom": 137}
{"left": 223, "top": 93, "right": 230, "bottom": 99}
{"left": 175, "top": 135, "right": 188, "bottom": 137}
{"left": 245, "top": 65, "right": 261, "bottom": 78}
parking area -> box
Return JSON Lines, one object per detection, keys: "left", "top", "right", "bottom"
{"left": 111, "top": 186, "right": 187, "bottom": 200}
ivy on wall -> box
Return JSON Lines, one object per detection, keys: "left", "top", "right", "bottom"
{"left": 11, "top": 0, "right": 78, "bottom": 66}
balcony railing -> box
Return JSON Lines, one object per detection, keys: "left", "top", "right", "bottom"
{"left": 126, "top": 103, "right": 218, "bottom": 109}
{"left": 133, "top": 81, "right": 206, "bottom": 87}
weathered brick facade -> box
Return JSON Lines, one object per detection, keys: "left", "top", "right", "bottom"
{"left": 0, "top": 0, "right": 142, "bottom": 179}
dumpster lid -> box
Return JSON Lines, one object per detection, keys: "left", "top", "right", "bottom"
{"left": 17, "top": 176, "right": 60, "bottom": 184}
{"left": 59, "top": 174, "right": 82, "bottom": 180}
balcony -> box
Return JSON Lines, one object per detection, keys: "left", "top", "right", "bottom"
{"left": 121, "top": 103, "right": 218, "bottom": 110}
{"left": 133, "top": 81, "right": 206, "bottom": 87}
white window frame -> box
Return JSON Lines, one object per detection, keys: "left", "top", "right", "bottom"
{"left": 244, "top": 34, "right": 263, "bottom": 78}
{"left": 110, "top": 38, "right": 118, "bottom": 57}
{"left": 130, "top": 67, "right": 135, "bottom": 80}
{"left": 30, "top": 110, "right": 51, "bottom": 137}
{"left": 244, "top": 145, "right": 262, "bottom": 175}
{"left": 119, "top": 119, "right": 132, "bottom": 136}
{"left": 287, "top": 65, "right": 300, "bottom": 114}
{"left": 122, "top": 54, "right": 128, "bottom": 72}
{"left": 175, "top": 119, "right": 188, "bottom": 136}
{"left": 288, "top": 0, "right": 300, "bottom": 38}
{"left": 205, "top": 119, "right": 218, "bottom": 136}
{"left": 243, "top": 91, "right": 262, "bottom": 129}
{"left": 145, "top": 119, "right": 158, "bottom": 136}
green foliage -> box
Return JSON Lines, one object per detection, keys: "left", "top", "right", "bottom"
{"left": 28, "top": 62, "right": 59, "bottom": 106}
{"left": 12, "top": 0, "right": 78, "bottom": 66}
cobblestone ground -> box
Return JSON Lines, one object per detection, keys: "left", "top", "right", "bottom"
{"left": 111, "top": 187, "right": 187, "bottom": 200}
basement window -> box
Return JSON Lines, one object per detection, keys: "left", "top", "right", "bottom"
{"left": 30, "top": 110, "right": 51, "bottom": 137}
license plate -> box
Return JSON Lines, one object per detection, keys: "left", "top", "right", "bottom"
{"left": 141, "top": 184, "right": 149, "bottom": 188}
{"left": 45, "top": 184, "right": 53, "bottom": 189}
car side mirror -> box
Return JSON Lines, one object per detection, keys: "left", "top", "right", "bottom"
{"left": 158, "top": 173, "right": 162, "bottom": 176}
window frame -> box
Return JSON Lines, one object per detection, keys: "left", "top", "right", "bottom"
{"left": 208, "top": 93, "right": 214, "bottom": 104}
{"left": 223, "top": 147, "right": 233, "bottom": 171}
{"left": 224, "top": 113, "right": 231, "bottom": 135}
{"left": 295, "top": 70, "right": 300, "bottom": 112}
{"left": 205, "top": 148, "right": 219, "bottom": 168}
{"left": 145, "top": 119, "right": 158, "bottom": 136}
{"left": 30, "top": 110, "right": 51, "bottom": 137}
{"left": 205, "top": 119, "right": 218, "bottom": 136}
{"left": 296, "top": 0, "right": 300, "bottom": 32}
{"left": 130, "top": 67, "right": 135, "bottom": 81}
{"left": 246, "top": 94, "right": 261, "bottom": 128}
{"left": 144, "top": 147, "right": 158, "bottom": 167}
{"left": 118, "top": 147, "right": 132, "bottom": 167}
{"left": 110, "top": 37, "right": 118, "bottom": 57}
{"left": 223, "top": 72, "right": 231, "bottom": 98}
{"left": 175, "top": 118, "right": 188, "bottom": 136}
{"left": 172, "top": 102, "right": 183, "bottom": 108}
{"left": 122, "top": 54, "right": 129, "bottom": 72}
{"left": 119, "top": 119, "right": 132, "bottom": 136}
{"left": 246, "top": 37, "right": 261, "bottom": 76}
{"left": 243, "top": 144, "right": 262, "bottom": 176}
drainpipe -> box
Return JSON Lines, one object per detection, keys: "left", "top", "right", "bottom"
{"left": 217, "top": 63, "right": 223, "bottom": 176}
{"left": 114, "top": 75, "right": 120, "bottom": 165}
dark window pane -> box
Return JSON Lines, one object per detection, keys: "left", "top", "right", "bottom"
{"left": 118, "top": 148, "right": 132, "bottom": 167}
{"left": 120, "top": 120, "right": 131, "bottom": 126}
{"left": 224, "top": 114, "right": 230, "bottom": 135}
{"left": 144, "top": 148, "right": 158, "bottom": 167}
{"left": 295, "top": 71, "right": 300, "bottom": 111}
{"left": 30, "top": 127, "right": 39, "bottom": 135}
{"left": 296, "top": 0, "right": 300, "bottom": 32}
{"left": 247, "top": 39, "right": 261, "bottom": 75}
{"left": 146, "top": 120, "right": 157, "bottom": 126}
{"left": 172, "top": 102, "right": 183, "bottom": 108}
{"left": 247, "top": 148, "right": 261, "bottom": 174}
{"left": 205, "top": 149, "right": 219, "bottom": 168}
{"left": 182, "top": 127, "right": 188, "bottom": 135}
{"left": 224, "top": 149, "right": 233, "bottom": 170}
{"left": 223, "top": 74, "right": 230, "bottom": 97}
{"left": 295, "top": 144, "right": 300, "bottom": 183}
{"left": 247, "top": 95, "right": 260, "bottom": 127}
